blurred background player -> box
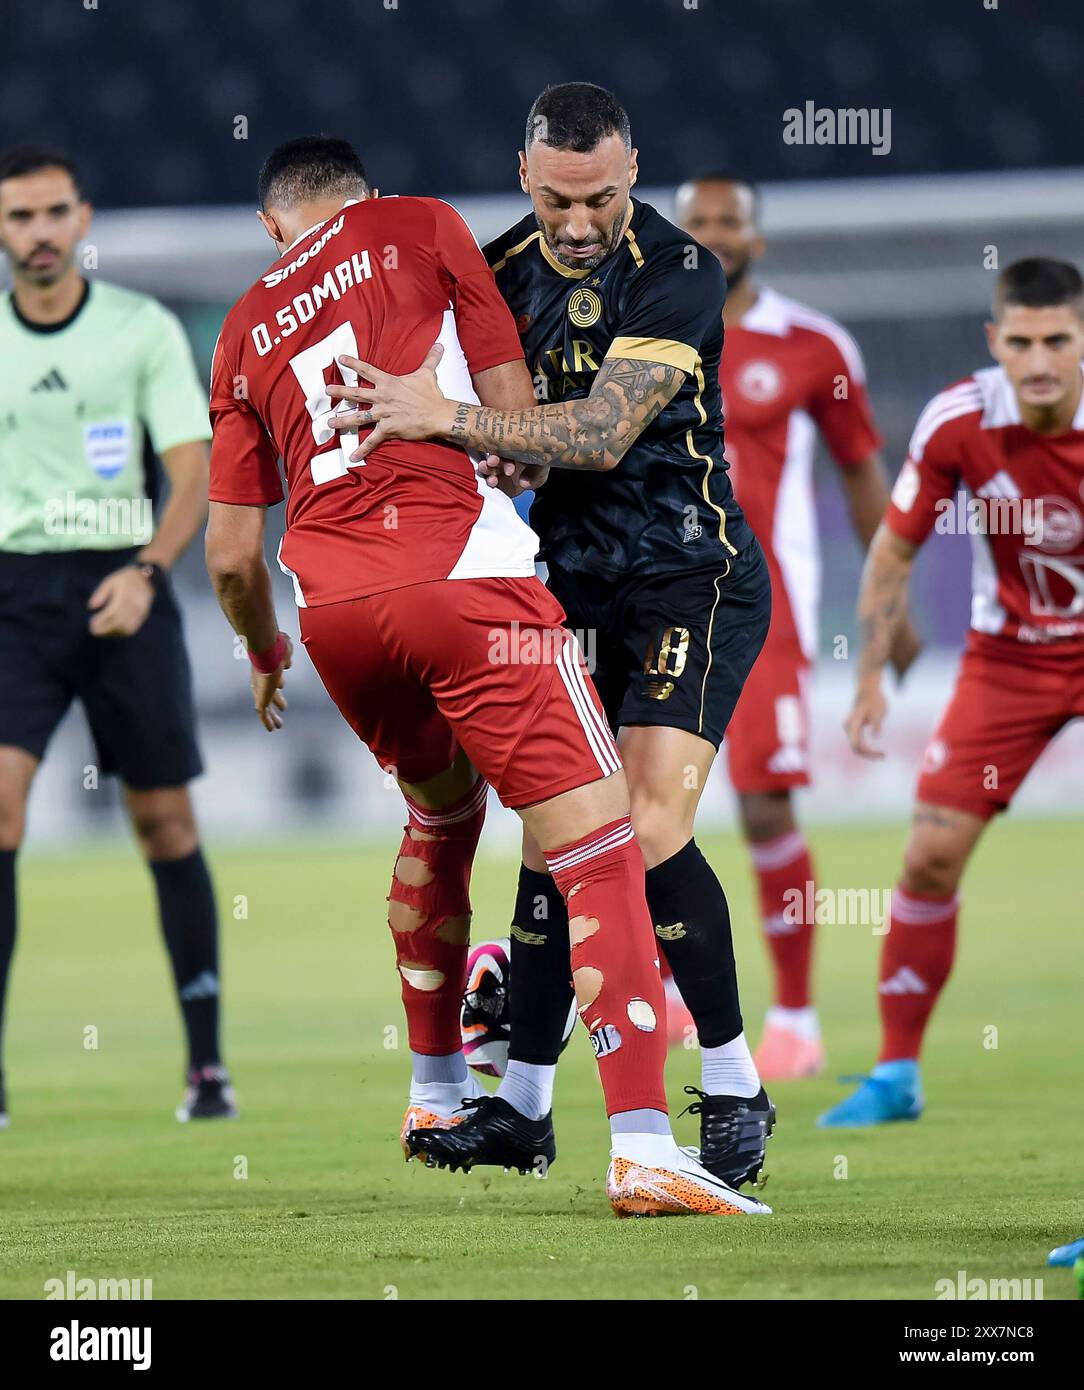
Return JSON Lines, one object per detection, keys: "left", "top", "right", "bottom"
{"left": 672, "top": 174, "right": 921, "bottom": 1079}
{"left": 206, "top": 135, "right": 770, "bottom": 1217}
{"left": 330, "top": 85, "right": 777, "bottom": 1190}
{"left": 0, "top": 146, "right": 232, "bottom": 1125}
{"left": 823, "top": 257, "right": 1084, "bottom": 1126}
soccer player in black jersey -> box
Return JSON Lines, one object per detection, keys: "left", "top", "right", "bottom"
{"left": 328, "top": 83, "right": 775, "bottom": 1187}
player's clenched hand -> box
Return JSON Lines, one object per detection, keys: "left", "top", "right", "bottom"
{"left": 87, "top": 565, "right": 155, "bottom": 638}
{"left": 251, "top": 635, "right": 292, "bottom": 732}
{"left": 845, "top": 677, "right": 887, "bottom": 759}
{"left": 478, "top": 455, "right": 550, "bottom": 496}
{"left": 890, "top": 615, "right": 923, "bottom": 683}
{"left": 327, "top": 343, "right": 449, "bottom": 462}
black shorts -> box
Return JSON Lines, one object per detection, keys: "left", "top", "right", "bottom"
{"left": 547, "top": 538, "right": 771, "bottom": 750}
{"left": 0, "top": 549, "right": 203, "bottom": 789}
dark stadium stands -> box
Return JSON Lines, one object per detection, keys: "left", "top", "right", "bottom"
{"left": 3, "top": 0, "right": 1080, "bottom": 207}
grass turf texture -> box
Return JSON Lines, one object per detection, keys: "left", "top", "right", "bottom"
{"left": 1, "top": 818, "right": 1080, "bottom": 1301}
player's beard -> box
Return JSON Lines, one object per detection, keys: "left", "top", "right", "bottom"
{"left": 719, "top": 249, "right": 752, "bottom": 290}
{"left": 17, "top": 243, "right": 72, "bottom": 287}
{"left": 537, "top": 213, "right": 626, "bottom": 273}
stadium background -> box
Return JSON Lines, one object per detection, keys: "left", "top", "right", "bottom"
{"left": 3, "top": 0, "right": 1083, "bottom": 842}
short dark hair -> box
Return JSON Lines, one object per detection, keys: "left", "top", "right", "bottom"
{"left": 684, "top": 172, "right": 762, "bottom": 222}
{"left": 995, "top": 257, "right": 1084, "bottom": 318}
{"left": 0, "top": 145, "right": 80, "bottom": 194}
{"left": 257, "top": 136, "right": 368, "bottom": 211}
{"left": 525, "top": 83, "right": 631, "bottom": 154}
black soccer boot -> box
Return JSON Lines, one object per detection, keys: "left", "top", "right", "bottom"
{"left": 175, "top": 1064, "right": 239, "bottom": 1122}
{"left": 680, "top": 1085, "right": 775, "bottom": 1188}
{"left": 407, "top": 1095, "right": 556, "bottom": 1175}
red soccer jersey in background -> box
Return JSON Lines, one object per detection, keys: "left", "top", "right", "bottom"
{"left": 884, "top": 364, "right": 1084, "bottom": 656}
{"left": 885, "top": 365, "right": 1084, "bottom": 819}
{"left": 721, "top": 287, "right": 881, "bottom": 791}
{"left": 209, "top": 196, "right": 535, "bottom": 606}
{"left": 721, "top": 287, "right": 881, "bottom": 659}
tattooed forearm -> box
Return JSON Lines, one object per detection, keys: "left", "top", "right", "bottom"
{"left": 444, "top": 357, "right": 684, "bottom": 471}
{"left": 856, "top": 524, "right": 917, "bottom": 681}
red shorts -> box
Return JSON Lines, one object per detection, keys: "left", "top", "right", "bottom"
{"left": 298, "top": 576, "right": 621, "bottom": 809}
{"left": 916, "top": 640, "right": 1084, "bottom": 821}
{"left": 725, "top": 635, "right": 811, "bottom": 794}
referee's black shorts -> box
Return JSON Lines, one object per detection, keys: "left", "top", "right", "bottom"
{"left": 0, "top": 548, "right": 203, "bottom": 789}
{"left": 546, "top": 536, "right": 772, "bottom": 750}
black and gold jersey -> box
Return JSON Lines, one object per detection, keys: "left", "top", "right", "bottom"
{"left": 485, "top": 198, "right": 752, "bottom": 583}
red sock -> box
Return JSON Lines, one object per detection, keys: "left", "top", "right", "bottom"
{"left": 878, "top": 886, "right": 958, "bottom": 1062}
{"left": 750, "top": 831, "right": 816, "bottom": 1009}
{"left": 545, "top": 817, "right": 667, "bottom": 1116}
{"left": 389, "top": 778, "right": 487, "bottom": 1055}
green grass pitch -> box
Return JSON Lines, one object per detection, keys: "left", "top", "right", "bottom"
{"left": 1, "top": 817, "right": 1081, "bottom": 1300}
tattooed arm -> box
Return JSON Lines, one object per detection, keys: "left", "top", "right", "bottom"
{"left": 443, "top": 356, "right": 682, "bottom": 471}
{"left": 844, "top": 522, "right": 918, "bottom": 759}
{"left": 326, "top": 343, "right": 683, "bottom": 471}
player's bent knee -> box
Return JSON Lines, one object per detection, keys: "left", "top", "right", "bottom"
{"left": 738, "top": 790, "right": 795, "bottom": 844}
{"left": 0, "top": 813, "right": 26, "bottom": 851}
{"left": 901, "top": 839, "right": 965, "bottom": 898}
{"left": 520, "top": 770, "right": 629, "bottom": 856}
{"left": 629, "top": 795, "right": 692, "bottom": 868}
{"left": 131, "top": 811, "right": 199, "bottom": 861}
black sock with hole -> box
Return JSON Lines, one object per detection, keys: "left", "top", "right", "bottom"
{"left": 645, "top": 838, "right": 743, "bottom": 1048}
{"left": 506, "top": 865, "right": 573, "bottom": 1067}
{"left": 149, "top": 849, "right": 222, "bottom": 1072}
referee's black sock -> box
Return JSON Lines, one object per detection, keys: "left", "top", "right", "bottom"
{"left": 0, "top": 848, "right": 16, "bottom": 1095}
{"left": 506, "top": 865, "right": 574, "bottom": 1067}
{"left": 149, "top": 849, "right": 222, "bottom": 1073}
{"left": 646, "top": 838, "right": 744, "bottom": 1048}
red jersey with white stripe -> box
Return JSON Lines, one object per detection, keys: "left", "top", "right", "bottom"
{"left": 209, "top": 196, "right": 536, "bottom": 606}
{"left": 885, "top": 365, "right": 1084, "bottom": 654}
{"left": 721, "top": 287, "right": 881, "bottom": 658}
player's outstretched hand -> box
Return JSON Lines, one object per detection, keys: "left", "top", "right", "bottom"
{"left": 87, "top": 564, "right": 155, "bottom": 637}
{"left": 845, "top": 677, "right": 887, "bottom": 759}
{"left": 251, "top": 635, "right": 292, "bottom": 732}
{"left": 327, "top": 342, "right": 448, "bottom": 463}
{"left": 890, "top": 615, "right": 923, "bottom": 683}
{"left": 478, "top": 455, "right": 550, "bottom": 497}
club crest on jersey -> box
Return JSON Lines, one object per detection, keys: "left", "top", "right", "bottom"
{"left": 922, "top": 738, "right": 949, "bottom": 774}
{"left": 1029, "top": 496, "right": 1083, "bottom": 553}
{"left": 736, "top": 359, "right": 783, "bottom": 403}
{"left": 567, "top": 287, "right": 603, "bottom": 329}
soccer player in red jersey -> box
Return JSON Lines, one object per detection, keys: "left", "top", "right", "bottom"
{"left": 673, "top": 175, "right": 920, "bottom": 1078}
{"left": 205, "top": 137, "right": 770, "bottom": 1215}
{"left": 821, "top": 257, "right": 1084, "bottom": 1126}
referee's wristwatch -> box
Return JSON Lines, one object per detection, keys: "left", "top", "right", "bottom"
{"left": 131, "top": 560, "right": 166, "bottom": 592}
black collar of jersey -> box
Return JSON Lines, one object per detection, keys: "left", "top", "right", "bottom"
{"left": 8, "top": 277, "right": 91, "bottom": 335}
